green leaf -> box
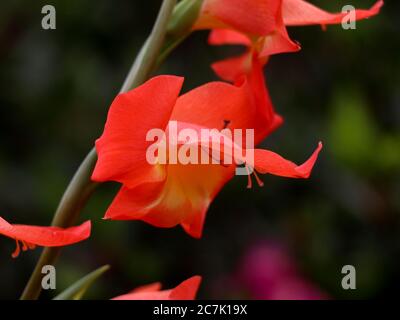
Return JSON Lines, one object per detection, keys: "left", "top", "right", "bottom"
{"left": 53, "top": 265, "right": 110, "bottom": 300}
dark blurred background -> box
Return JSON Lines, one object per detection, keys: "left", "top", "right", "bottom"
{"left": 0, "top": 0, "right": 399, "bottom": 299}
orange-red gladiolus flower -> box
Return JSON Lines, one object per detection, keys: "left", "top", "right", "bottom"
{"left": 195, "top": 0, "right": 300, "bottom": 57}
{"left": 195, "top": 0, "right": 383, "bottom": 79}
{"left": 0, "top": 217, "right": 91, "bottom": 258}
{"left": 111, "top": 275, "right": 201, "bottom": 300}
{"left": 92, "top": 75, "right": 322, "bottom": 238}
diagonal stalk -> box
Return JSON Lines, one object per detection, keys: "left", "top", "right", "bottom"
{"left": 20, "top": 0, "right": 178, "bottom": 300}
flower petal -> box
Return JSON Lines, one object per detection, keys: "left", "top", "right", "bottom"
{"left": 171, "top": 80, "right": 255, "bottom": 134}
{"left": 210, "top": 54, "right": 283, "bottom": 144}
{"left": 197, "top": 0, "right": 282, "bottom": 36}
{"left": 169, "top": 276, "right": 202, "bottom": 300}
{"left": 111, "top": 276, "right": 201, "bottom": 300}
{"left": 282, "top": 0, "right": 383, "bottom": 26}
{"left": 245, "top": 56, "right": 284, "bottom": 143}
{"left": 258, "top": 26, "right": 300, "bottom": 57}
{"left": 211, "top": 52, "right": 253, "bottom": 82}
{"left": 0, "top": 217, "right": 91, "bottom": 248}
{"left": 130, "top": 282, "right": 162, "bottom": 293}
{"left": 112, "top": 289, "right": 171, "bottom": 300}
{"left": 107, "top": 162, "right": 235, "bottom": 239}
{"left": 104, "top": 181, "right": 165, "bottom": 221}
{"left": 92, "top": 75, "right": 184, "bottom": 189}
{"left": 252, "top": 142, "right": 322, "bottom": 178}
{"left": 208, "top": 29, "right": 252, "bottom": 46}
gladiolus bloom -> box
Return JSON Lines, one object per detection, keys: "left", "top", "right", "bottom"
{"left": 196, "top": 0, "right": 300, "bottom": 59}
{"left": 92, "top": 75, "right": 322, "bottom": 238}
{"left": 112, "top": 275, "right": 201, "bottom": 300}
{"left": 0, "top": 217, "right": 91, "bottom": 258}
{"left": 196, "top": 0, "right": 383, "bottom": 79}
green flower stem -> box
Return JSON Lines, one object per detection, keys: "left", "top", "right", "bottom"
{"left": 156, "top": 0, "right": 203, "bottom": 70}
{"left": 20, "top": 0, "right": 180, "bottom": 300}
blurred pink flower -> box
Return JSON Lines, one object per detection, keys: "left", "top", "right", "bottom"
{"left": 237, "top": 240, "right": 328, "bottom": 300}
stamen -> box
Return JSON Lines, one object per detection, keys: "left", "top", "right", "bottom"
{"left": 253, "top": 169, "right": 264, "bottom": 187}
{"left": 245, "top": 165, "right": 252, "bottom": 189}
{"left": 11, "top": 239, "right": 36, "bottom": 258}
{"left": 12, "top": 240, "right": 21, "bottom": 258}
{"left": 21, "top": 241, "right": 29, "bottom": 251}
{"left": 245, "top": 165, "right": 264, "bottom": 188}
{"left": 27, "top": 242, "right": 36, "bottom": 250}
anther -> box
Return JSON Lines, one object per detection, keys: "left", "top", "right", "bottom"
{"left": 12, "top": 240, "right": 21, "bottom": 258}
{"left": 245, "top": 165, "right": 264, "bottom": 188}
{"left": 21, "top": 241, "right": 29, "bottom": 251}
{"left": 222, "top": 119, "right": 231, "bottom": 129}
{"left": 253, "top": 169, "right": 264, "bottom": 187}
{"left": 245, "top": 165, "right": 252, "bottom": 189}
